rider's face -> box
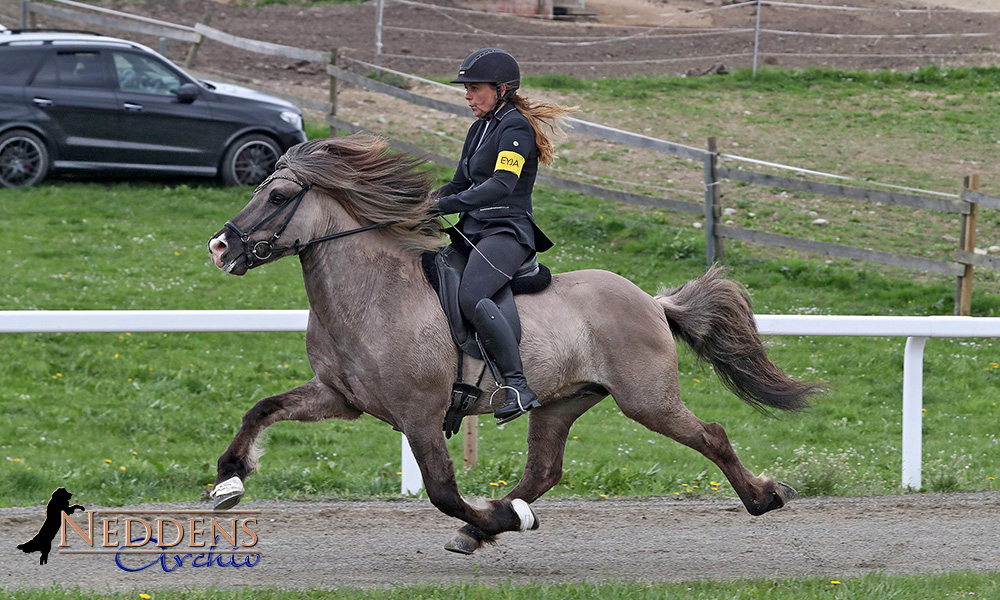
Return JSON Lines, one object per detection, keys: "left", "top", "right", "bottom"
{"left": 464, "top": 82, "right": 503, "bottom": 118}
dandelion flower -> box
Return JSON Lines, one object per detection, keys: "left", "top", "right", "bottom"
{"left": 105, "top": 459, "right": 113, "bottom": 464}
{"left": 140, "top": 594, "right": 151, "bottom": 599}
{"left": 489, "top": 482, "right": 499, "bottom": 487}
{"left": 120, "top": 466, "right": 126, "bottom": 471}
{"left": 830, "top": 581, "right": 841, "bottom": 585}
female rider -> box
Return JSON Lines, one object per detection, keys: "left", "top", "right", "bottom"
{"left": 430, "top": 48, "right": 574, "bottom": 424}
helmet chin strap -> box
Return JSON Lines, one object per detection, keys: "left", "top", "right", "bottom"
{"left": 483, "top": 83, "right": 510, "bottom": 120}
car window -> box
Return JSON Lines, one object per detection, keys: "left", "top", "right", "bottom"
{"left": 112, "top": 51, "right": 181, "bottom": 96}
{"left": 0, "top": 48, "right": 47, "bottom": 86}
{"left": 31, "top": 51, "right": 108, "bottom": 88}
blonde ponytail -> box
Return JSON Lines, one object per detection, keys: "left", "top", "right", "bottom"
{"left": 509, "top": 94, "right": 576, "bottom": 167}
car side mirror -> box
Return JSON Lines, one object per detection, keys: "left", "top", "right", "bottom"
{"left": 175, "top": 82, "right": 200, "bottom": 104}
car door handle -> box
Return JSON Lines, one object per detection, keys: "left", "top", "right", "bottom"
{"left": 32, "top": 97, "right": 54, "bottom": 108}
{"left": 123, "top": 102, "right": 144, "bottom": 111}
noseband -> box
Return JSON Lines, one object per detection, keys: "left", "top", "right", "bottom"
{"left": 225, "top": 174, "right": 398, "bottom": 269}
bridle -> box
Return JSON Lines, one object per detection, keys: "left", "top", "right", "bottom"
{"left": 224, "top": 173, "right": 398, "bottom": 269}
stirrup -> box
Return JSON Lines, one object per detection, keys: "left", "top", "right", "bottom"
{"left": 490, "top": 386, "right": 539, "bottom": 424}
{"left": 489, "top": 385, "right": 522, "bottom": 411}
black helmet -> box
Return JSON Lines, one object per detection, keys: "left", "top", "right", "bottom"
{"left": 451, "top": 48, "right": 520, "bottom": 90}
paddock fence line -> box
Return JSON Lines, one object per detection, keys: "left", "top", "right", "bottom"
{"left": 3, "top": 310, "right": 1000, "bottom": 493}
{"left": 15, "top": 0, "right": 1000, "bottom": 311}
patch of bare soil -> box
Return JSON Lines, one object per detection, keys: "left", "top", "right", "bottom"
{"left": 2, "top": 492, "right": 999, "bottom": 590}
{"left": 16, "top": 0, "right": 1000, "bottom": 84}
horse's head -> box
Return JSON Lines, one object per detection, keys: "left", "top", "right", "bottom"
{"left": 208, "top": 168, "right": 325, "bottom": 276}
{"left": 209, "top": 135, "right": 444, "bottom": 275}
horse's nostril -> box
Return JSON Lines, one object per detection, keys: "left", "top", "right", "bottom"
{"left": 209, "top": 236, "right": 228, "bottom": 261}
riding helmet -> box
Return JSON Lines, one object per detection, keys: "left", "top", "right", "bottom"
{"left": 451, "top": 48, "right": 520, "bottom": 90}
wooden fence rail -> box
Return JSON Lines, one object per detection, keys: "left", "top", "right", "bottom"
{"left": 23, "top": 0, "right": 1000, "bottom": 314}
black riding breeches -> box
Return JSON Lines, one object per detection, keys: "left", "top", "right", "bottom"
{"left": 457, "top": 233, "right": 532, "bottom": 337}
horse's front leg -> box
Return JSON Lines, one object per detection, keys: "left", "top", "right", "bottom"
{"left": 403, "top": 421, "right": 534, "bottom": 554}
{"left": 211, "top": 377, "right": 361, "bottom": 510}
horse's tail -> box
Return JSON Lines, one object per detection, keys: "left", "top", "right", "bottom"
{"left": 654, "top": 265, "right": 820, "bottom": 413}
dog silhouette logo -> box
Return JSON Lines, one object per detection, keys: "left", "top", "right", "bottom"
{"left": 16, "top": 487, "right": 85, "bottom": 565}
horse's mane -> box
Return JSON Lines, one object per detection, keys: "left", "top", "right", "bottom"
{"left": 276, "top": 134, "right": 445, "bottom": 256}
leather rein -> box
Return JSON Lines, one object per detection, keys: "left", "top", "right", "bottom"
{"left": 224, "top": 174, "right": 398, "bottom": 268}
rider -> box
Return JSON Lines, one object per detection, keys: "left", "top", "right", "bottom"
{"left": 430, "top": 48, "right": 574, "bottom": 424}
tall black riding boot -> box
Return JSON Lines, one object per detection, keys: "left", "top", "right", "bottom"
{"left": 472, "top": 298, "right": 541, "bottom": 424}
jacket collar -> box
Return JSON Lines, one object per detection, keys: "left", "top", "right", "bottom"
{"left": 480, "top": 102, "right": 517, "bottom": 123}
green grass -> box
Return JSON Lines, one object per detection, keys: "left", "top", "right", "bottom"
{"left": 1, "top": 175, "right": 999, "bottom": 509}
{"left": 4, "top": 572, "right": 1000, "bottom": 599}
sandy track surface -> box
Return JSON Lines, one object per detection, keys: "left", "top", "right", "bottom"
{"left": 3, "top": 492, "right": 999, "bottom": 590}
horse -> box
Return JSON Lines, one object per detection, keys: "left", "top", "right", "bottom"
{"left": 206, "top": 134, "right": 820, "bottom": 554}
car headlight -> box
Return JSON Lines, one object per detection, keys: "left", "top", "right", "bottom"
{"left": 280, "top": 111, "right": 303, "bottom": 131}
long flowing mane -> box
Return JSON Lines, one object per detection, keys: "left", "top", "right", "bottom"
{"left": 276, "top": 134, "right": 445, "bottom": 256}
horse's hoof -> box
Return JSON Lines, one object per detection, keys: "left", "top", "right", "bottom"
{"left": 211, "top": 476, "right": 244, "bottom": 511}
{"left": 511, "top": 498, "right": 540, "bottom": 532}
{"left": 775, "top": 481, "right": 798, "bottom": 503}
{"left": 444, "top": 531, "right": 479, "bottom": 555}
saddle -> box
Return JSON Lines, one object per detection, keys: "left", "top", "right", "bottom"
{"left": 420, "top": 245, "right": 552, "bottom": 437}
{"left": 420, "top": 245, "right": 551, "bottom": 361}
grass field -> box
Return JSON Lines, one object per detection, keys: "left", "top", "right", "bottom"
{"left": 5, "top": 571, "right": 1000, "bottom": 599}
{"left": 1, "top": 177, "right": 998, "bottom": 509}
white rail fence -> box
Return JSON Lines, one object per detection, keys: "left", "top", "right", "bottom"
{"left": 3, "top": 311, "right": 1000, "bottom": 494}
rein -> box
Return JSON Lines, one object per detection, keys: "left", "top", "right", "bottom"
{"left": 225, "top": 174, "right": 399, "bottom": 268}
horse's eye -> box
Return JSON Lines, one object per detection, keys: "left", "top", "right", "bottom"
{"left": 268, "top": 193, "right": 287, "bottom": 205}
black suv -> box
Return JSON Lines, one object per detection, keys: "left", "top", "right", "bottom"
{"left": 0, "top": 31, "right": 307, "bottom": 188}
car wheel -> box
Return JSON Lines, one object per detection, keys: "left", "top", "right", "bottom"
{"left": 221, "top": 134, "right": 281, "bottom": 187}
{"left": 0, "top": 130, "right": 50, "bottom": 188}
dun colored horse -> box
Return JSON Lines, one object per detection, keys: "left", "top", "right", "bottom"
{"left": 207, "top": 135, "right": 819, "bottom": 554}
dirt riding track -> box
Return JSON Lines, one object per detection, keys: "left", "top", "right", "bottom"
{"left": 3, "top": 492, "right": 1000, "bottom": 590}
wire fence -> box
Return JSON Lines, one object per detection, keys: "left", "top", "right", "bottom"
{"left": 369, "top": 0, "right": 1000, "bottom": 75}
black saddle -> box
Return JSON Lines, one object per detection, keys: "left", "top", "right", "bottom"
{"left": 421, "top": 245, "right": 551, "bottom": 361}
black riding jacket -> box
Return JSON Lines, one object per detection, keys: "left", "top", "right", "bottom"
{"left": 433, "top": 103, "right": 553, "bottom": 253}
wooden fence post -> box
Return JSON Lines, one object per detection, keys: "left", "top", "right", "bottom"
{"left": 703, "top": 137, "right": 724, "bottom": 265}
{"left": 955, "top": 174, "right": 980, "bottom": 316}
{"left": 462, "top": 415, "right": 478, "bottom": 470}
{"left": 183, "top": 14, "right": 208, "bottom": 69}
{"left": 328, "top": 47, "right": 340, "bottom": 135}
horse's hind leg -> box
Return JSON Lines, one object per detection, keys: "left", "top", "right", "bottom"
{"left": 212, "top": 377, "right": 361, "bottom": 509}
{"left": 448, "top": 393, "right": 603, "bottom": 553}
{"left": 615, "top": 379, "right": 795, "bottom": 516}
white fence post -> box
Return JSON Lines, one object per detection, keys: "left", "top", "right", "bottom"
{"left": 901, "top": 336, "right": 927, "bottom": 490}
{"left": 400, "top": 435, "right": 422, "bottom": 495}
